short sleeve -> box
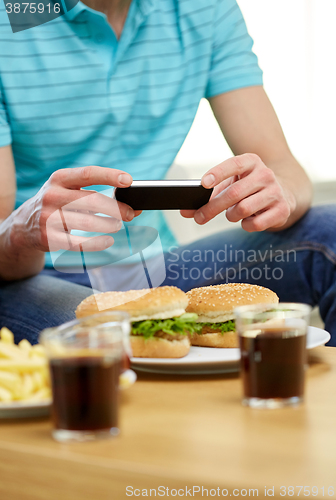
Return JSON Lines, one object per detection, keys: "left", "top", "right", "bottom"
{"left": 206, "top": 0, "right": 263, "bottom": 98}
{"left": 0, "top": 83, "right": 12, "bottom": 147}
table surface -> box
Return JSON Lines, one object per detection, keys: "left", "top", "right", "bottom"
{"left": 0, "top": 346, "right": 335, "bottom": 500}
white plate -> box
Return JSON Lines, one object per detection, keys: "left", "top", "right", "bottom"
{"left": 131, "top": 326, "right": 331, "bottom": 375}
{"left": 0, "top": 400, "right": 51, "bottom": 419}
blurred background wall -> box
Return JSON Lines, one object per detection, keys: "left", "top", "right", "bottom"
{"left": 172, "top": 0, "right": 336, "bottom": 183}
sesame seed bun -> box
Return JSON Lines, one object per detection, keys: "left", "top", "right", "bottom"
{"left": 76, "top": 286, "right": 188, "bottom": 322}
{"left": 75, "top": 286, "right": 191, "bottom": 358}
{"left": 186, "top": 283, "right": 279, "bottom": 322}
{"left": 186, "top": 284, "right": 279, "bottom": 348}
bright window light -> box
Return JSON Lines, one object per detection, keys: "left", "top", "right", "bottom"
{"left": 175, "top": 0, "right": 336, "bottom": 182}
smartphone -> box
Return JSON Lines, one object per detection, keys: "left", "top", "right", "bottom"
{"left": 114, "top": 180, "right": 213, "bottom": 210}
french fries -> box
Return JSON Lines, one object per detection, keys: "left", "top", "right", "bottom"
{"left": 0, "top": 327, "right": 51, "bottom": 403}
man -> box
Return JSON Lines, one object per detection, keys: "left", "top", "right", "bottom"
{"left": 0, "top": 0, "right": 335, "bottom": 344}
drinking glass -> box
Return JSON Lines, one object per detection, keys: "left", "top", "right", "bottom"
{"left": 234, "top": 303, "right": 311, "bottom": 409}
{"left": 40, "top": 311, "right": 130, "bottom": 442}
{"left": 71, "top": 311, "right": 132, "bottom": 373}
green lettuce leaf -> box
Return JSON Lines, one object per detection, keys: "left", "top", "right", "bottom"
{"left": 131, "top": 313, "right": 202, "bottom": 339}
{"left": 202, "top": 320, "right": 236, "bottom": 334}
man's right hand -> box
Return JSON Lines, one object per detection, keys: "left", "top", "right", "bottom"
{"left": 8, "top": 166, "right": 140, "bottom": 255}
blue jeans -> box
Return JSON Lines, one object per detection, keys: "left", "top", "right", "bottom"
{"left": 1, "top": 205, "right": 335, "bottom": 346}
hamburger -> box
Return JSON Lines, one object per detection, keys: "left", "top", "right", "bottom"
{"left": 186, "top": 283, "right": 279, "bottom": 348}
{"left": 76, "top": 286, "right": 200, "bottom": 358}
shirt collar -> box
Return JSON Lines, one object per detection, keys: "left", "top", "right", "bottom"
{"left": 62, "top": 0, "right": 87, "bottom": 21}
{"left": 63, "top": 0, "right": 155, "bottom": 22}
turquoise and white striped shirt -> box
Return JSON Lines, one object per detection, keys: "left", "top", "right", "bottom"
{"left": 0, "top": 0, "right": 263, "bottom": 268}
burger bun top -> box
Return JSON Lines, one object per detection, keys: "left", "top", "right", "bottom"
{"left": 76, "top": 286, "right": 188, "bottom": 322}
{"left": 186, "top": 283, "right": 279, "bottom": 323}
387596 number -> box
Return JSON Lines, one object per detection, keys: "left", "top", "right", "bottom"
{"left": 5, "top": 3, "right": 61, "bottom": 14}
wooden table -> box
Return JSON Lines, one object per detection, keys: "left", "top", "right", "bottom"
{"left": 0, "top": 346, "right": 335, "bottom": 500}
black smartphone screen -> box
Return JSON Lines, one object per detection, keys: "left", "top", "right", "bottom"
{"left": 114, "top": 181, "right": 213, "bottom": 210}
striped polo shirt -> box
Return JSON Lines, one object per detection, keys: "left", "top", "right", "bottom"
{"left": 0, "top": 0, "right": 263, "bottom": 269}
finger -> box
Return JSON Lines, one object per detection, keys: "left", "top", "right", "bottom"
{"left": 46, "top": 229, "right": 114, "bottom": 252}
{"left": 225, "top": 192, "right": 271, "bottom": 224}
{"left": 201, "top": 153, "right": 259, "bottom": 189}
{"left": 180, "top": 209, "right": 196, "bottom": 219}
{"left": 226, "top": 182, "right": 286, "bottom": 223}
{"left": 195, "top": 175, "right": 262, "bottom": 223}
{"left": 43, "top": 187, "right": 97, "bottom": 208}
{"left": 213, "top": 174, "right": 262, "bottom": 203}
{"left": 241, "top": 204, "right": 290, "bottom": 232}
{"left": 195, "top": 169, "right": 284, "bottom": 225}
{"left": 193, "top": 189, "right": 231, "bottom": 225}
{"left": 180, "top": 178, "right": 234, "bottom": 219}
{"left": 46, "top": 188, "right": 135, "bottom": 221}
{"left": 50, "top": 210, "right": 123, "bottom": 234}
{"left": 50, "top": 166, "right": 133, "bottom": 190}
{"left": 211, "top": 176, "right": 236, "bottom": 198}
{"left": 73, "top": 234, "right": 115, "bottom": 252}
